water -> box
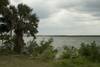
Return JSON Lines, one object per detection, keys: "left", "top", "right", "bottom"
{"left": 36, "top": 36, "right": 100, "bottom": 48}
{"left": 1, "top": 36, "right": 100, "bottom": 49}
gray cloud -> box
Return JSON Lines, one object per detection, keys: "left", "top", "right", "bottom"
{"left": 10, "top": 0, "right": 100, "bottom": 35}
{"left": 77, "top": 0, "right": 100, "bottom": 17}
{"left": 59, "top": 0, "right": 100, "bottom": 18}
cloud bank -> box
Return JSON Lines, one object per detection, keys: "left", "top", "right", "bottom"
{"left": 10, "top": 0, "right": 100, "bottom": 35}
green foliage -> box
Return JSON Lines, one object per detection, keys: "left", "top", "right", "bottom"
{"left": 60, "top": 41, "right": 100, "bottom": 62}
{"left": 27, "top": 38, "right": 57, "bottom": 60}
{"left": 57, "top": 41, "right": 100, "bottom": 67}
{"left": 38, "top": 38, "right": 57, "bottom": 60}
{"left": 61, "top": 46, "right": 78, "bottom": 59}
{"left": 0, "top": 0, "right": 39, "bottom": 53}
{"left": 40, "top": 45, "right": 57, "bottom": 60}
{"left": 0, "top": 35, "right": 15, "bottom": 55}
{"left": 0, "top": 0, "right": 9, "bottom": 8}
{"left": 53, "top": 58, "right": 100, "bottom": 67}
{"left": 54, "top": 59, "right": 75, "bottom": 67}
{"left": 79, "top": 41, "right": 100, "bottom": 62}
{"left": 38, "top": 38, "right": 54, "bottom": 54}
{"left": 27, "top": 40, "right": 39, "bottom": 56}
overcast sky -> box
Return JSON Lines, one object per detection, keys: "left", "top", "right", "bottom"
{"left": 10, "top": 0, "right": 100, "bottom": 35}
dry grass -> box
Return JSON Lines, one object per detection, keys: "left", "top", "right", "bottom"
{"left": 0, "top": 55, "right": 53, "bottom": 67}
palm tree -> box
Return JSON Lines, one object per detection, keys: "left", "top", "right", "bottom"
{"left": 0, "top": 0, "right": 39, "bottom": 53}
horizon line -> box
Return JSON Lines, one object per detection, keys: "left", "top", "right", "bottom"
{"left": 36, "top": 35, "right": 100, "bottom": 37}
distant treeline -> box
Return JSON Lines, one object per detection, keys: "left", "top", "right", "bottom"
{"left": 37, "top": 35, "right": 100, "bottom": 37}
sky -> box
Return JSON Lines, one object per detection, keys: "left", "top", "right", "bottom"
{"left": 10, "top": 0, "right": 100, "bottom": 35}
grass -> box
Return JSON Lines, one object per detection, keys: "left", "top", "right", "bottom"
{"left": 54, "top": 58, "right": 100, "bottom": 67}
{"left": 0, "top": 55, "right": 54, "bottom": 67}
{"left": 0, "top": 55, "right": 100, "bottom": 67}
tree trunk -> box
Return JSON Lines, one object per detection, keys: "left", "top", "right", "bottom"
{"left": 14, "top": 30, "right": 25, "bottom": 54}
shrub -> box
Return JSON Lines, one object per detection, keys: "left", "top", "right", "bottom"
{"left": 38, "top": 38, "right": 58, "bottom": 60}
{"left": 25, "top": 38, "right": 58, "bottom": 60}
{"left": 61, "top": 46, "right": 78, "bottom": 59}
{"left": 79, "top": 41, "right": 100, "bottom": 62}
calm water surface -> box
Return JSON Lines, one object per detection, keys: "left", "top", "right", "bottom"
{"left": 36, "top": 36, "right": 100, "bottom": 48}
{"left": 1, "top": 36, "right": 99, "bottom": 48}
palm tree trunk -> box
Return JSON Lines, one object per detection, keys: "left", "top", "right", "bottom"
{"left": 14, "top": 30, "right": 25, "bottom": 53}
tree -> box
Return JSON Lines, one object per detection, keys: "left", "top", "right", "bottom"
{"left": 0, "top": 0, "right": 10, "bottom": 46}
{"left": 0, "top": 0, "right": 39, "bottom": 53}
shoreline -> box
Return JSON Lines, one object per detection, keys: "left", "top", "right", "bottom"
{"left": 37, "top": 35, "right": 100, "bottom": 37}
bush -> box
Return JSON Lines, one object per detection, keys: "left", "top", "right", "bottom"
{"left": 40, "top": 46, "right": 57, "bottom": 61}
{"left": 0, "top": 35, "right": 14, "bottom": 55}
{"left": 79, "top": 41, "right": 100, "bottom": 62}
{"left": 27, "top": 40, "right": 39, "bottom": 56}
{"left": 53, "top": 57, "right": 100, "bottom": 67}
{"left": 38, "top": 38, "right": 58, "bottom": 60}
{"left": 61, "top": 46, "right": 78, "bottom": 59}
{"left": 25, "top": 38, "right": 58, "bottom": 60}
